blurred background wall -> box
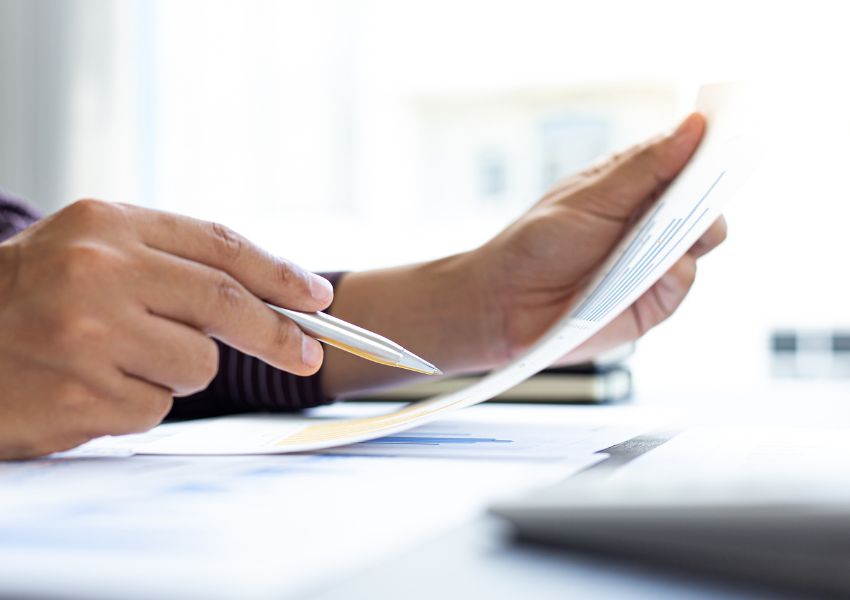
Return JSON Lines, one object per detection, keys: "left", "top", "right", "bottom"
{"left": 1, "top": 0, "right": 848, "bottom": 391}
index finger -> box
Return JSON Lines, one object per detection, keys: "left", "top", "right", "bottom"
{"left": 124, "top": 206, "right": 333, "bottom": 311}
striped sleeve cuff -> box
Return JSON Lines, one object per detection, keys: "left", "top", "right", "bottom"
{"left": 168, "top": 272, "right": 347, "bottom": 420}
{"left": 0, "top": 191, "right": 42, "bottom": 242}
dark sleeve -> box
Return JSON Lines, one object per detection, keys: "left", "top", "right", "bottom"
{"left": 0, "top": 191, "right": 42, "bottom": 241}
{"left": 167, "top": 271, "right": 348, "bottom": 420}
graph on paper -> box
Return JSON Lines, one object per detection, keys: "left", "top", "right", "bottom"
{"left": 570, "top": 171, "right": 726, "bottom": 325}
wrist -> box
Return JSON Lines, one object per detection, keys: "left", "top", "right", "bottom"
{"left": 426, "top": 249, "right": 509, "bottom": 373}
{"left": 319, "top": 250, "right": 507, "bottom": 398}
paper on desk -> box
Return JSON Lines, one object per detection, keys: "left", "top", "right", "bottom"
{"left": 1, "top": 407, "right": 623, "bottom": 599}
{"left": 0, "top": 450, "right": 603, "bottom": 600}
{"left": 139, "top": 82, "right": 765, "bottom": 456}
{"left": 123, "top": 403, "right": 665, "bottom": 461}
{"left": 306, "top": 402, "right": 669, "bottom": 460}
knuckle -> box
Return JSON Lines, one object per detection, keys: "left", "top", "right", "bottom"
{"left": 508, "top": 207, "right": 569, "bottom": 264}
{"left": 67, "top": 198, "right": 115, "bottom": 226}
{"left": 635, "top": 138, "right": 663, "bottom": 166}
{"left": 624, "top": 133, "right": 663, "bottom": 166}
{"left": 607, "top": 148, "right": 629, "bottom": 167}
{"left": 275, "top": 257, "right": 305, "bottom": 289}
{"left": 214, "top": 274, "right": 246, "bottom": 310}
{"left": 582, "top": 145, "right": 636, "bottom": 181}
{"left": 55, "top": 378, "right": 99, "bottom": 414}
{"left": 273, "top": 318, "right": 298, "bottom": 354}
{"left": 53, "top": 313, "right": 108, "bottom": 352}
{"left": 54, "top": 242, "right": 121, "bottom": 283}
{"left": 209, "top": 221, "right": 244, "bottom": 261}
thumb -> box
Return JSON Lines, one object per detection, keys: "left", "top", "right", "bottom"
{"left": 575, "top": 112, "right": 706, "bottom": 221}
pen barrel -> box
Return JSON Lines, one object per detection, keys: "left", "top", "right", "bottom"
{"left": 270, "top": 306, "right": 404, "bottom": 366}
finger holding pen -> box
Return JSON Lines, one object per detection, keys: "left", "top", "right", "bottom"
{"left": 123, "top": 204, "right": 334, "bottom": 377}
{"left": 125, "top": 204, "right": 437, "bottom": 377}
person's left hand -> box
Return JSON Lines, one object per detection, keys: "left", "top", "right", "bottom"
{"left": 322, "top": 113, "right": 727, "bottom": 398}
{"left": 470, "top": 112, "right": 726, "bottom": 366}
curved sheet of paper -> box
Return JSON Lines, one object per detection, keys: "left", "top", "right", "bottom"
{"left": 139, "top": 82, "right": 766, "bottom": 455}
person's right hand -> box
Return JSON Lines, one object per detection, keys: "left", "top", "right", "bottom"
{"left": 0, "top": 200, "right": 333, "bottom": 459}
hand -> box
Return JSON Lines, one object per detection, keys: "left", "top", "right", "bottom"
{"left": 472, "top": 113, "right": 726, "bottom": 365}
{"left": 321, "top": 114, "right": 725, "bottom": 398}
{"left": 0, "top": 200, "right": 332, "bottom": 459}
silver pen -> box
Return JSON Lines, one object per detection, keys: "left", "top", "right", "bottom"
{"left": 267, "top": 305, "right": 442, "bottom": 375}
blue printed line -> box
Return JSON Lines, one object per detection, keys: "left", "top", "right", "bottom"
{"left": 578, "top": 171, "right": 725, "bottom": 323}
{"left": 584, "top": 216, "right": 682, "bottom": 322}
{"left": 572, "top": 202, "right": 665, "bottom": 319}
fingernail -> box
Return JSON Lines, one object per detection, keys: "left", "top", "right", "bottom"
{"left": 309, "top": 273, "right": 334, "bottom": 303}
{"left": 301, "top": 336, "right": 323, "bottom": 368}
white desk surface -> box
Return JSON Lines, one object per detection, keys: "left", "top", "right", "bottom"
{"left": 2, "top": 379, "right": 849, "bottom": 599}
{"left": 311, "top": 380, "right": 850, "bottom": 599}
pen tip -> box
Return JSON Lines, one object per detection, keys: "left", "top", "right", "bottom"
{"left": 419, "top": 359, "right": 442, "bottom": 376}
{"left": 398, "top": 351, "right": 443, "bottom": 375}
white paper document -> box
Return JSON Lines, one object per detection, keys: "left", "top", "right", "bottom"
{"left": 138, "top": 82, "right": 763, "bottom": 456}
{"left": 120, "top": 403, "right": 663, "bottom": 461}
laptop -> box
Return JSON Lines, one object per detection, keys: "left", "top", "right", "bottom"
{"left": 490, "top": 429, "right": 850, "bottom": 596}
